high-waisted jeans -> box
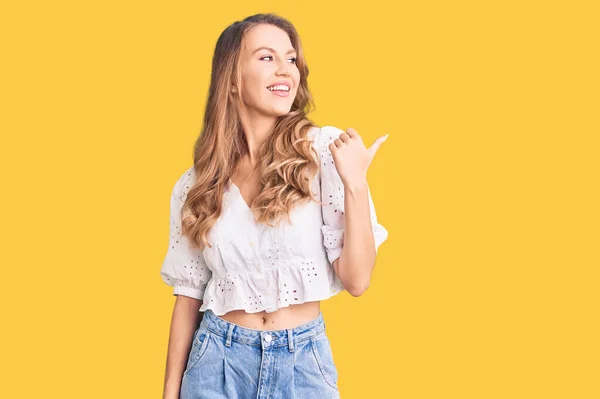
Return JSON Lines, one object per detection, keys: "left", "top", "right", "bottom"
{"left": 180, "top": 308, "right": 340, "bottom": 399}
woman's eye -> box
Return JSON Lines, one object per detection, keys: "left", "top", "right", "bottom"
{"left": 260, "top": 55, "right": 297, "bottom": 64}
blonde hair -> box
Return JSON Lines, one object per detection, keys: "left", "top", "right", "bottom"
{"left": 181, "top": 13, "right": 320, "bottom": 250}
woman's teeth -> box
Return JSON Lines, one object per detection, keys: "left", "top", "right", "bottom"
{"left": 267, "top": 85, "right": 290, "bottom": 91}
{"left": 267, "top": 85, "right": 290, "bottom": 97}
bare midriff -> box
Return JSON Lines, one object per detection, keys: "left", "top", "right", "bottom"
{"left": 216, "top": 300, "right": 321, "bottom": 330}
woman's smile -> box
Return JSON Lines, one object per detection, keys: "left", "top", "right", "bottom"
{"left": 269, "top": 89, "right": 290, "bottom": 97}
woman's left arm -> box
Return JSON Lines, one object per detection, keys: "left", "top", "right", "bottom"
{"left": 333, "top": 179, "right": 376, "bottom": 296}
{"left": 318, "top": 126, "right": 389, "bottom": 296}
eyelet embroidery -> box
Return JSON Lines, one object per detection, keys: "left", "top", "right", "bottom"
{"left": 161, "top": 167, "right": 211, "bottom": 297}
{"left": 161, "top": 127, "right": 387, "bottom": 315}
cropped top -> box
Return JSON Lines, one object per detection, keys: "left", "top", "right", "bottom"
{"left": 160, "top": 125, "right": 389, "bottom": 315}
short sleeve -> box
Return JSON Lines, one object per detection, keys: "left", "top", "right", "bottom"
{"left": 160, "top": 167, "right": 212, "bottom": 300}
{"left": 317, "top": 126, "right": 389, "bottom": 264}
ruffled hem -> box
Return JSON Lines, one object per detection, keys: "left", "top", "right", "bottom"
{"left": 199, "top": 288, "right": 345, "bottom": 316}
{"left": 198, "top": 259, "right": 345, "bottom": 316}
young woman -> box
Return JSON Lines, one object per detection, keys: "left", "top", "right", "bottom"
{"left": 160, "top": 13, "right": 389, "bottom": 399}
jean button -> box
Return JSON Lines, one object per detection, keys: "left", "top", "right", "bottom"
{"left": 264, "top": 333, "right": 272, "bottom": 343}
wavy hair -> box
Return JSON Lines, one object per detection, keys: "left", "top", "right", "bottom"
{"left": 181, "top": 13, "right": 321, "bottom": 250}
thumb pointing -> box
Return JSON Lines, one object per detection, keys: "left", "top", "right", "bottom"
{"left": 369, "top": 134, "right": 389, "bottom": 155}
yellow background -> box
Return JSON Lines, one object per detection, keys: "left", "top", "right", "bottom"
{"left": 1, "top": 1, "right": 598, "bottom": 398}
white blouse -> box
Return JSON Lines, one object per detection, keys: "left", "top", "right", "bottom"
{"left": 160, "top": 125, "right": 388, "bottom": 315}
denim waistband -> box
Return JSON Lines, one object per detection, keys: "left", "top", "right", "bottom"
{"left": 200, "top": 308, "right": 326, "bottom": 352}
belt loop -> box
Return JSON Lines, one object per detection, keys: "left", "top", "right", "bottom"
{"left": 287, "top": 329, "right": 295, "bottom": 352}
{"left": 225, "top": 323, "right": 234, "bottom": 347}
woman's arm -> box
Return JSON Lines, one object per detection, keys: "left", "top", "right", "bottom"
{"left": 319, "top": 126, "right": 389, "bottom": 297}
{"left": 332, "top": 179, "right": 375, "bottom": 297}
{"left": 163, "top": 296, "right": 204, "bottom": 399}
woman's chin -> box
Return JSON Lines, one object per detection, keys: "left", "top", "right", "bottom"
{"left": 270, "top": 105, "right": 293, "bottom": 116}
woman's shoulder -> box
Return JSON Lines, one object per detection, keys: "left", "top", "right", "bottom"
{"left": 308, "top": 125, "right": 346, "bottom": 164}
{"left": 308, "top": 125, "right": 345, "bottom": 145}
{"left": 171, "top": 166, "right": 196, "bottom": 201}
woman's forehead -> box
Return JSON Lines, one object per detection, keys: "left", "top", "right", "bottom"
{"left": 243, "top": 24, "right": 293, "bottom": 53}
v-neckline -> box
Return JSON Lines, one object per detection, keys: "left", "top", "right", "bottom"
{"left": 228, "top": 178, "right": 252, "bottom": 210}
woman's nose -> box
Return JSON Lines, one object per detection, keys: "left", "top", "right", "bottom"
{"left": 276, "top": 60, "right": 293, "bottom": 74}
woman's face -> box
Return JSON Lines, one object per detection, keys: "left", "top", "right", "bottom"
{"left": 238, "top": 24, "right": 300, "bottom": 118}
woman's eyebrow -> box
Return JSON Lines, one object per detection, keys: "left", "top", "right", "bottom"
{"left": 252, "top": 46, "right": 297, "bottom": 55}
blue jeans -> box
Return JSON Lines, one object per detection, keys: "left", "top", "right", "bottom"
{"left": 180, "top": 308, "right": 341, "bottom": 398}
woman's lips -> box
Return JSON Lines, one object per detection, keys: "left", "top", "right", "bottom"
{"left": 267, "top": 89, "right": 290, "bottom": 97}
